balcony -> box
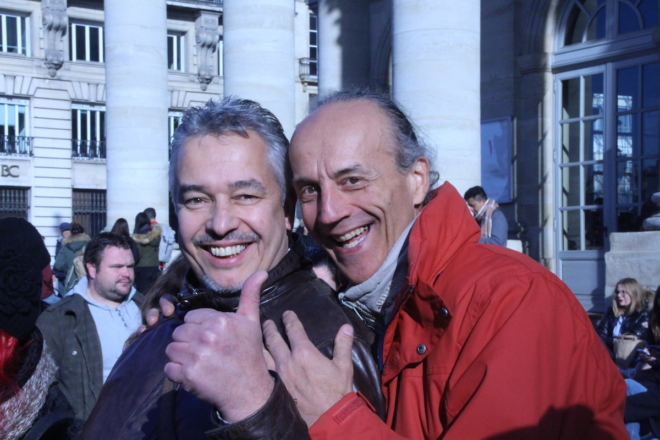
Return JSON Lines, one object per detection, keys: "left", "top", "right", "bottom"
{"left": 166, "top": 0, "right": 222, "bottom": 11}
{"left": 72, "top": 139, "right": 106, "bottom": 160}
{"left": 0, "top": 135, "right": 32, "bottom": 156}
{"left": 299, "top": 57, "right": 318, "bottom": 84}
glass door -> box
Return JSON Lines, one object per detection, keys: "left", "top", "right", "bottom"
{"left": 556, "top": 56, "right": 660, "bottom": 311}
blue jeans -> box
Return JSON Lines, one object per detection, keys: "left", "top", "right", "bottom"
{"left": 626, "top": 379, "right": 658, "bottom": 440}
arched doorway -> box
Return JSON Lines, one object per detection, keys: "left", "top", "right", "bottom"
{"left": 554, "top": 0, "right": 659, "bottom": 310}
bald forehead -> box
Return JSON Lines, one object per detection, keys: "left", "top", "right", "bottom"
{"left": 292, "top": 99, "right": 396, "bottom": 156}
{"left": 300, "top": 99, "right": 389, "bottom": 134}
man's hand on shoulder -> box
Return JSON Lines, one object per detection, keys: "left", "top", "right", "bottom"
{"left": 138, "top": 294, "right": 177, "bottom": 334}
{"left": 164, "top": 271, "right": 274, "bottom": 422}
{"left": 263, "top": 310, "right": 355, "bottom": 427}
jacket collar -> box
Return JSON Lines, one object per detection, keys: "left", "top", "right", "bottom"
{"left": 177, "top": 232, "right": 310, "bottom": 312}
{"left": 406, "top": 182, "right": 481, "bottom": 289}
{"left": 381, "top": 182, "right": 481, "bottom": 382}
{"left": 62, "top": 233, "right": 91, "bottom": 246}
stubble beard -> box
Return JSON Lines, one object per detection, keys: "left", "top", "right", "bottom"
{"left": 200, "top": 273, "right": 242, "bottom": 297}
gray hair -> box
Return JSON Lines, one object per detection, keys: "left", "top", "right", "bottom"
{"left": 169, "top": 97, "right": 291, "bottom": 207}
{"left": 313, "top": 90, "right": 440, "bottom": 204}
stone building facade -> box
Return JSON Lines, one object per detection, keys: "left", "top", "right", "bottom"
{"left": 0, "top": 0, "right": 318, "bottom": 258}
{"left": 1, "top": 0, "right": 658, "bottom": 311}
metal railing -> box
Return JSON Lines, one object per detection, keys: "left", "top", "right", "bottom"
{"left": 72, "top": 139, "right": 106, "bottom": 160}
{"left": 0, "top": 135, "right": 33, "bottom": 156}
{"left": 299, "top": 57, "right": 318, "bottom": 83}
{"left": 73, "top": 189, "right": 107, "bottom": 238}
{"left": 0, "top": 187, "right": 29, "bottom": 220}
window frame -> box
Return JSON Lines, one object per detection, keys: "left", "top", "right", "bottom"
{"left": 0, "top": 186, "right": 30, "bottom": 220}
{"left": 167, "top": 33, "right": 185, "bottom": 72}
{"left": 72, "top": 189, "right": 106, "bottom": 238}
{"left": 0, "top": 12, "right": 29, "bottom": 56}
{"left": 69, "top": 22, "right": 104, "bottom": 63}
{"left": 217, "top": 38, "right": 223, "bottom": 76}
{"left": 309, "top": 12, "right": 318, "bottom": 77}
{"left": 71, "top": 103, "right": 106, "bottom": 160}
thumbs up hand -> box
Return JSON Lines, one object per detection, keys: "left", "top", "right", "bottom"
{"left": 164, "top": 271, "right": 274, "bottom": 422}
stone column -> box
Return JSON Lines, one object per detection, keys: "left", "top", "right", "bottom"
{"left": 223, "top": 0, "right": 296, "bottom": 137}
{"left": 104, "top": 0, "right": 169, "bottom": 228}
{"left": 392, "top": 0, "right": 480, "bottom": 196}
{"left": 317, "top": 0, "right": 371, "bottom": 96}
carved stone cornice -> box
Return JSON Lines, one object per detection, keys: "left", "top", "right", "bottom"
{"left": 195, "top": 12, "right": 220, "bottom": 91}
{"left": 42, "top": 0, "right": 68, "bottom": 77}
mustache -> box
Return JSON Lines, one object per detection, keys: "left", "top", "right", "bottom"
{"left": 193, "top": 231, "right": 260, "bottom": 246}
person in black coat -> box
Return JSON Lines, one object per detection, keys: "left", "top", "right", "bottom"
{"left": 596, "top": 278, "right": 651, "bottom": 360}
{"left": 0, "top": 217, "right": 79, "bottom": 440}
{"left": 624, "top": 285, "right": 660, "bottom": 440}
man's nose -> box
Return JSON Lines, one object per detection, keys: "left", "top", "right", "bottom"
{"left": 206, "top": 200, "right": 240, "bottom": 236}
{"left": 317, "top": 187, "right": 350, "bottom": 225}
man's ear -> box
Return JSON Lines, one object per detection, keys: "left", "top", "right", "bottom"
{"left": 86, "top": 262, "right": 97, "bottom": 281}
{"left": 284, "top": 188, "right": 297, "bottom": 231}
{"left": 409, "top": 157, "right": 430, "bottom": 208}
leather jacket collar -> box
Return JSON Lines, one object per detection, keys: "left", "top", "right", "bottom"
{"left": 177, "top": 232, "right": 311, "bottom": 312}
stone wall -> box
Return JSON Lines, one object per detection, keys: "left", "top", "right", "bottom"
{"left": 605, "top": 232, "right": 660, "bottom": 298}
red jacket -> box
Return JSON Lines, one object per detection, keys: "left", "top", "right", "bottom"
{"left": 310, "top": 183, "right": 627, "bottom": 440}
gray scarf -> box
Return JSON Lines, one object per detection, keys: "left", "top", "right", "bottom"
{"left": 339, "top": 219, "right": 415, "bottom": 329}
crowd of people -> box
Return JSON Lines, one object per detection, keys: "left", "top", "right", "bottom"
{"left": 1, "top": 91, "right": 654, "bottom": 440}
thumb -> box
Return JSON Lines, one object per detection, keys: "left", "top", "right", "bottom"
{"left": 332, "top": 324, "right": 354, "bottom": 371}
{"left": 236, "top": 270, "right": 268, "bottom": 323}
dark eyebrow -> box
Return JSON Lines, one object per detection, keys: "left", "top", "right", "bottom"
{"left": 178, "top": 184, "right": 205, "bottom": 199}
{"left": 229, "top": 179, "right": 266, "bottom": 194}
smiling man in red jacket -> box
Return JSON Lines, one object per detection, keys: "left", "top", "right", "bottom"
{"left": 166, "top": 91, "right": 628, "bottom": 440}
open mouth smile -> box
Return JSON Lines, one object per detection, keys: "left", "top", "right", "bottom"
{"left": 335, "top": 226, "right": 369, "bottom": 249}
{"left": 207, "top": 244, "right": 248, "bottom": 258}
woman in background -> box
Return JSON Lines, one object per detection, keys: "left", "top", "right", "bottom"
{"left": 110, "top": 218, "right": 140, "bottom": 266}
{"left": 597, "top": 277, "right": 650, "bottom": 357}
{"left": 132, "top": 212, "right": 161, "bottom": 294}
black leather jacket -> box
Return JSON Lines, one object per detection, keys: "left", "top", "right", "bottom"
{"left": 596, "top": 307, "right": 650, "bottom": 350}
{"left": 79, "top": 234, "right": 383, "bottom": 440}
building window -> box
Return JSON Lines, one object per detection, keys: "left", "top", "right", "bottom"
{"left": 168, "top": 34, "right": 184, "bottom": 71}
{"left": 72, "top": 104, "right": 106, "bottom": 159}
{"left": 69, "top": 23, "right": 104, "bottom": 62}
{"left": 555, "top": 0, "right": 660, "bottom": 308}
{"left": 309, "top": 13, "right": 318, "bottom": 77}
{"left": 563, "top": 0, "right": 659, "bottom": 47}
{"left": 72, "top": 189, "right": 106, "bottom": 238}
{"left": 0, "top": 13, "right": 28, "bottom": 55}
{"left": 0, "top": 186, "right": 29, "bottom": 220}
{"left": 0, "top": 98, "right": 30, "bottom": 156}
{"left": 300, "top": 13, "right": 318, "bottom": 83}
{"left": 217, "top": 38, "right": 223, "bottom": 76}
{"left": 168, "top": 111, "right": 182, "bottom": 158}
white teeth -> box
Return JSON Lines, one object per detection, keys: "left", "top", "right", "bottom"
{"left": 343, "top": 238, "right": 362, "bottom": 249}
{"left": 209, "top": 244, "right": 247, "bottom": 257}
{"left": 337, "top": 226, "right": 368, "bottom": 247}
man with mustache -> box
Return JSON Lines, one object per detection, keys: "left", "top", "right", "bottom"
{"left": 167, "top": 91, "right": 628, "bottom": 439}
{"left": 78, "top": 98, "right": 382, "bottom": 440}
